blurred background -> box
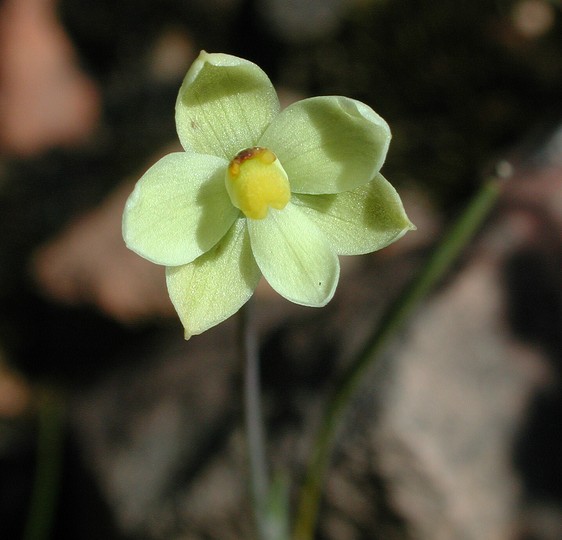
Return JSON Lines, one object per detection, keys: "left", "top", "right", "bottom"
{"left": 0, "top": 0, "right": 561, "bottom": 538}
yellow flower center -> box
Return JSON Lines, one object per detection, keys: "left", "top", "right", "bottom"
{"left": 225, "top": 147, "right": 290, "bottom": 220}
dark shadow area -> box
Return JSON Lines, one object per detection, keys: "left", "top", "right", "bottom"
{"left": 0, "top": 419, "right": 126, "bottom": 540}
{"left": 507, "top": 246, "right": 562, "bottom": 506}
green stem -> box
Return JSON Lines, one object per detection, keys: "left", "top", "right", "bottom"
{"left": 24, "top": 391, "right": 65, "bottom": 540}
{"left": 292, "top": 167, "right": 509, "bottom": 540}
{"left": 239, "top": 299, "right": 270, "bottom": 539}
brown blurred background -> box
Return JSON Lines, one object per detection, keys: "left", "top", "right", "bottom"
{"left": 0, "top": 0, "right": 561, "bottom": 538}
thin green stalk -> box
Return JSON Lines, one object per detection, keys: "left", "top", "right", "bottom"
{"left": 293, "top": 166, "right": 510, "bottom": 540}
{"left": 24, "top": 391, "right": 65, "bottom": 540}
{"left": 239, "top": 299, "right": 270, "bottom": 539}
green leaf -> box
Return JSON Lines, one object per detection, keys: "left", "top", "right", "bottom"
{"left": 176, "top": 51, "right": 280, "bottom": 160}
{"left": 166, "top": 218, "right": 261, "bottom": 339}
{"left": 123, "top": 152, "right": 238, "bottom": 266}
{"left": 292, "top": 173, "right": 416, "bottom": 255}
{"left": 259, "top": 96, "right": 390, "bottom": 194}
{"left": 247, "top": 203, "right": 339, "bottom": 307}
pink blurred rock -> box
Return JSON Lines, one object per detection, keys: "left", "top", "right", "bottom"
{"left": 0, "top": 0, "right": 100, "bottom": 156}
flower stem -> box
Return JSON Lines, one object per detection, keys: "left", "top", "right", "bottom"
{"left": 239, "top": 298, "right": 270, "bottom": 539}
{"left": 292, "top": 166, "right": 510, "bottom": 540}
{"left": 24, "top": 390, "right": 65, "bottom": 540}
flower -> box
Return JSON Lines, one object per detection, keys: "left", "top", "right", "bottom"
{"left": 122, "top": 51, "right": 415, "bottom": 338}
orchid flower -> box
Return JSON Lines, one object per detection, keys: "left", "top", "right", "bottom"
{"left": 123, "top": 51, "right": 414, "bottom": 338}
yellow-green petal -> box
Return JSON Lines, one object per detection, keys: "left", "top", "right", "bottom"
{"left": 292, "top": 173, "right": 415, "bottom": 256}
{"left": 176, "top": 51, "right": 280, "bottom": 160}
{"left": 123, "top": 152, "right": 238, "bottom": 266}
{"left": 166, "top": 218, "right": 261, "bottom": 339}
{"left": 258, "top": 96, "right": 390, "bottom": 194}
{"left": 247, "top": 203, "right": 340, "bottom": 307}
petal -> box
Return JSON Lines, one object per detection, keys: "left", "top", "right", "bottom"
{"left": 166, "top": 218, "right": 261, "bottom": 339}
{"left": 123, "top": 152, "right": 238, "bottom": 266}
{"left": 175, "top": 51, "right": 280, "bottom": 160}
{"left": 292, "top": 173, "right": 416, "bottom": 255}
{"left": 247, "top": 203, "right": 340, "bottom": 307}
{"left": 259, "top": 96, "right": 390, "bottom": 194}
